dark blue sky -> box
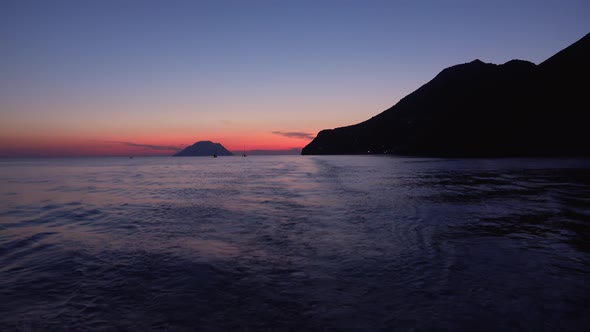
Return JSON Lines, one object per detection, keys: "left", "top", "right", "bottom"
{"left": 1, "top": 0, "right": 589, "bottom": 155}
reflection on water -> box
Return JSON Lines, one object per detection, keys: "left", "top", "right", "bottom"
{"left": 1, "top": 156, "right": 589, "bottom": 331}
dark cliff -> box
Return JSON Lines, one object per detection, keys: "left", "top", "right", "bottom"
{"left": 302, "top": 33, "right": 590, "bottom": 157}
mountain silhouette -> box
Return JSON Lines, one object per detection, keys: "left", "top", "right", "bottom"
{"left": 302, "top": 32, "right": 590, "bottom": 157}
{"left": 173, "top": 141, "right": 234, "bottom": 156}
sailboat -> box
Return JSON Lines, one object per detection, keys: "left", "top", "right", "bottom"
{"left": 242, "top": 145, "right": 247, "bottom": 157}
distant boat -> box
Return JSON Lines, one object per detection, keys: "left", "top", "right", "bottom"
{"left": 213, "top": 153, "right": 217, "bottom": 158}
{"left": 242, "top": 145, "right": 247, "bottom": 157}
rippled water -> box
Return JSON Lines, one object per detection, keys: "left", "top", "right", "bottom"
{"left": 1, "top": 156, "right": 589, "bottom": 331}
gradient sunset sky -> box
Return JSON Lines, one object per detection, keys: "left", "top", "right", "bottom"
{"left": 1, "top": 0, "right": 589, "bottom": 157}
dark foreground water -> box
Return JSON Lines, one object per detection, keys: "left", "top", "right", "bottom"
{"left": 1, "top": 156, "right": 589, "bottom": 331}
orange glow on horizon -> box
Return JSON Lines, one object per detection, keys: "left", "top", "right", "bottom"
{"left": 0, "top": 131, "right": 315, "bottom": 157}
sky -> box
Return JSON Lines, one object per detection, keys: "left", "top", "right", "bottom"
{"left": 1, "top": 0, "right": 589, "bottom": 157}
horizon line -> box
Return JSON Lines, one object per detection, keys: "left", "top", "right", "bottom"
{"left": 0, "top": 148, "right": 303, "bottom": 159}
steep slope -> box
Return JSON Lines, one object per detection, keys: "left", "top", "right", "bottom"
{"left": 302, "top": 33, "right": 590, "bottom": 157}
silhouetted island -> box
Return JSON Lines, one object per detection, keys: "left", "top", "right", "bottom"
{"left": 302, "top": 32, "right": 590, "bottom": 157}
{"left": 173, "top": 141, "right": 234, "bottom": 156}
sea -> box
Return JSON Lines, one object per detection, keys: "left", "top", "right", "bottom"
{"left": 1, "top": 155, "right": 589, "bottom": 331}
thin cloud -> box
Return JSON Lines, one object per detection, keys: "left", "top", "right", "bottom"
{"left": 105, "top": 141, "right": 182, "bottom": 151}
{"left": 239, "top": 148, "right": 301, "bottom": 156}
{"left": 272, "top": 131, "right": 315, "bottom": 140}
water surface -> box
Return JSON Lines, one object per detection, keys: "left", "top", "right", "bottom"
{"left": 1, "top": 156, "right": 589, "bottom": 331}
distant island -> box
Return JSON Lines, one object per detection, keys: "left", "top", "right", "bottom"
{"left": 173, "top": 141, "right": 234, "bottom": 156}
{"left": 302, "top": 32, "right": 590, "bottom": 157}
